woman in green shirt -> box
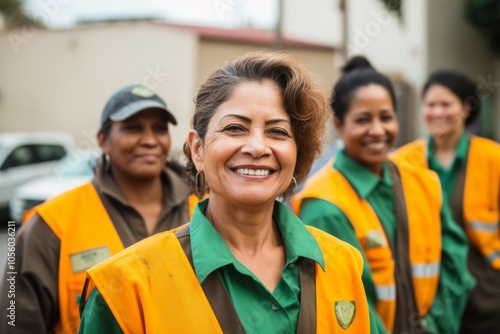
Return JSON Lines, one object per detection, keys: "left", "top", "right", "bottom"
{"left": 393, "top": 70, "right": 500, "bottom": 334}
{"left": 79, "top": 51, "right": 377, "bottom": 333}
{"left": 296, "top": 57, "right": 475, "bottom": 334}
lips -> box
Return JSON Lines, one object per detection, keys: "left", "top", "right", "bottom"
{"left": 135, "top": 154, "right": 162, "bottom": 161}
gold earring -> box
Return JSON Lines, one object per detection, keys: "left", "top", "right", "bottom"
{"left": 194, "top": 171, "right": 206, "bottom": 198}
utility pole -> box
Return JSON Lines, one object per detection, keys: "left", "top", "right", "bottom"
{"left": 274, "top": 0, "right": 284, "bottom": 50}
{"left": 340, "top": 0, "right": 348, "bottom": 60}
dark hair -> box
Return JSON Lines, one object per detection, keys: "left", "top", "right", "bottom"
{"left": 422, "top": 69, "right": 480, "bottom": 126}
{"left": 183, "top": 51, "right": 330, "bottom": 197}
{"left": 331, "top": 56, "right": 397, "bottom": 123}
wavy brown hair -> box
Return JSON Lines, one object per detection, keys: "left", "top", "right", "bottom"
{"left": 184, "top": 51, "right": 330, "bottom": 198}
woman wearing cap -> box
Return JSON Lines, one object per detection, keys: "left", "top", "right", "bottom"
{"left": 0, "top": 85, "right": 192, "bottom": 334}
{"left": 392, "top": 70, "right": 500, "bottom": 333}
{"left": 78, "top": 51, "right": 376, "bottom": 333}
{"left": 294, "top": 57, "right": 475, "bottom": 334}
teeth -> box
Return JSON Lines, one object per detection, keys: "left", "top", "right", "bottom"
{"left": 366, "top": 142, "right": 385, "bottom": 150}
{"left": 235, "top": 168, "right": 270, "bottom": 176}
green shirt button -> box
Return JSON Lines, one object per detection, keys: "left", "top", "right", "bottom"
{"left": 271, "top": 303, "right": 280, "bottom": 311}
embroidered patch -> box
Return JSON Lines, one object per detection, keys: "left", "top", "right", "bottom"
{"left": 335, "top": 301, "right": 356, "bottom": 330}
{"left": 131, "top": 86, "right": 155, "bottom": 97}
{"left": 365, "top": 229, "right": 385, "bottom": 249}
{"left": 70, "top": 246, "right": 111, "bottom": 273}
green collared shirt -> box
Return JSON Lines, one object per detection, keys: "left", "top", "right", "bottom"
{"left": 427, "top": 133, "right": 470, "bottom": 202}
{"left": 299, "top": 149, "right": 475, "bottom": 334}
{"left": 79, "top": 199, "right": 325, "bottom": 334}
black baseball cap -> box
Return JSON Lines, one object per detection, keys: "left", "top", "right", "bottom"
{"left": 100, "top": 84, "right": 177, "bottom": 128}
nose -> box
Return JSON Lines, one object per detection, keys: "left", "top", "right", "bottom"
{"left": 368, "top": 119, "right": 384, "bottom": 136}
{"left": 139, "top": 127, "right": 158, "bottom": 147}
{"left": 241, "top": 130, "right": 271, "bottom": 157}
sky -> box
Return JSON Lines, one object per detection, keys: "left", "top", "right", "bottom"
{"left": 24, "top": 0, "right": 279, "bottom": 29}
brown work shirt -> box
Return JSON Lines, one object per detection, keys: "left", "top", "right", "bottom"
{"left": 0, "top": 164, "right": 190, "bottom": 334}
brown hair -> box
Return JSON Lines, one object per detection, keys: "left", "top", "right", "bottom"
{"left": 184, "top": 51, "right": 330, "bottom": 197}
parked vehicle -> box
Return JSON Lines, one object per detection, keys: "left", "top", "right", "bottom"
{"left": 0, "top": 132, "right": 75, "bottom": 216}
{"left": 9, "top": 149, "right": 100, "bottom": 223}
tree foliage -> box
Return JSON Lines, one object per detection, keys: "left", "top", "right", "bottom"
{"left": 465, "top": 0, "right": 500, "bottom": 56}
{"left": 379, "top": 0, "right": 402, "bottom": 18}
{"left": 0, "top": 0, "right": 43, "bottom": 30}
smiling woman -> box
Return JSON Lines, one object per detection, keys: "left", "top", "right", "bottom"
{"left": 295, "top": 56, "right": 476, "bottom": 334}
{"left": 79, "top": 51, "right": 377, "bottom": 334}
{"left": 393, "top": 69, "right": 500, "bottom": 334}
{"left": 0, "top": 84, "right": 192, "bottom": 334}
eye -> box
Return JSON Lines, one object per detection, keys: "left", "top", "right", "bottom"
{"left": 223, "top": 124, "right": 246, "bottom": 133}
{"left": 354, "top": 118, "right": 369, "bottom": 124}
{"left": 267, "top": 128, "right": 291, "bottom": 138}
{"left": 123, "top": 124, "right": 141, "bottom": 131}
{"left": 154, "top": 124, "right": 169, "bottom": 133}
{"left": 381, "top": 114, "right": 394, "bottom": 122}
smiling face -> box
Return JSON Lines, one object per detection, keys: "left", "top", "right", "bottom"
{"left": 99, "top": 108, "right": 171, "bottom": 180}
{"left": 335, "top": 84, "right": 398, "bottom": 176}
{"left": 188, "top": 80, "right": 297, "bottom": 208}
{"left": 422, "top": 84, "right": 467, "bottom": 140}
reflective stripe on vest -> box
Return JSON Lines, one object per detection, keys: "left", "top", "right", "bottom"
{"left": 486, "top": 251, "right": 500, "bottom": 265}
{"left": 294, "top": 161, "right": 442, "bottom": 331}
{"left": 412, "top": 262, "right": 440, "bottom": 278}
{"left": 376, "top": 285, "right": 396, "bottom": 301}
{"left": 468, "top": 221, "right": 499, "bottom": 232}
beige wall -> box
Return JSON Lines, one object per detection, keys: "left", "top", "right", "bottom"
{"left": 197, "top": 40, "right": 336, "bottom": 92}
{"left": 0, "top": 22, "right": 198, "bottom": 154}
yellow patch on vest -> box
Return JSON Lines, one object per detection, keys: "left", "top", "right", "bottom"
{"left": 335, "top": 301, "right": 356, "bottom": 330}
{"left": 70, "top": 246, "right": 111, "bottom": 273}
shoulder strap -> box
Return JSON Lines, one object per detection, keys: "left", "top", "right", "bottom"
{"left": 450, "top": 163, "right": 466, "bottom": 229}
{"left": 174, "top": 225, "right": 246, "bottom": 334}
{"left": 387, "top": 160, "right": 420, "bottom": 334}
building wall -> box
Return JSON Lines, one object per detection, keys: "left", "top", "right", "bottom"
{"left": 282, "top": 0, "right": 342, "bottom": 47}
{"left": 0, "top": 22, "right": 198, "bottom": 153}
{"left": 346, "top": 0, "right": 428, "bottom": 142}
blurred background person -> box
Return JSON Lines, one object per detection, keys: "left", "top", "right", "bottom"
{"left": 79, "top": 51, "right": 376, "bottom": 333}
{"left": 0, "top": 84, "right": 192, "bottom": 334}
{"left": 393, "top": 69, "right": 500, "bottom": 334}
{"left": 294, "top": 57, "right": 475, "bottom": 334}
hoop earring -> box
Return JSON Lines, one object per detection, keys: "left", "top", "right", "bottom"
{"left": 102, "top": 154, "right": 111, "bottom": 171}
{"left": 194, "top": 171, "right": 206, "bottom": 198}
{"left": 282, "top": 176, "right": 298, "bottom": 203}
{"left": 290, "top": 176, "right": 298, "bottom": 198}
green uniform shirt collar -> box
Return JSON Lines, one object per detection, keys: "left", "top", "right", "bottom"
{"left": 334, "top": 149, "right": 392, "bottom": 199}
{"left": 190, "top": 199, "right": 325, "bottom": 284}
{"left": 428, "top": 132, "right": 470, "bottom": 165}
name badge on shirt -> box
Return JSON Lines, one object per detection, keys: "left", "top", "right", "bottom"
{"left": 70, "top": 246, "right": 111, "bottom": 273}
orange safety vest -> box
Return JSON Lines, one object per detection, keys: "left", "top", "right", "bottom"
{"left": 85, "top": 226, "right": 372, "bottom": 333}
{"left": 31, "top": 183, "right": 125, "bottom": 334}
{"left": 293, "top": 161, "right": 442, "bottom": 332}
{"left": 393, "top": 136, "right": 500, "bottom": 269}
